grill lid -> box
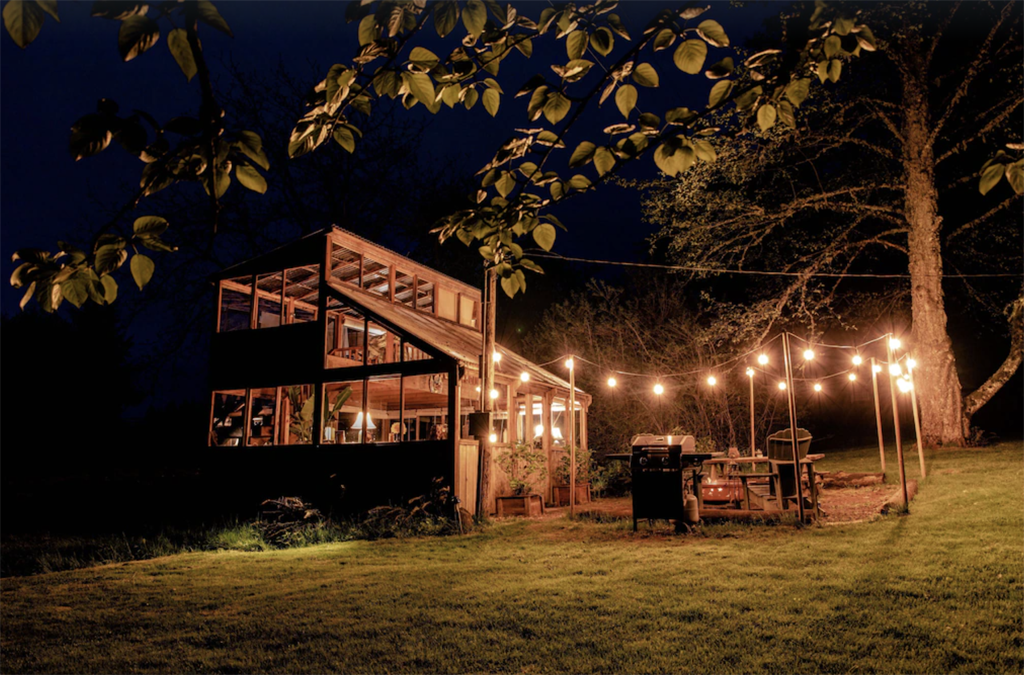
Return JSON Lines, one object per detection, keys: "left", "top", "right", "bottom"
{"left": 630, "top": 434, "right": 696, "bottom": 452}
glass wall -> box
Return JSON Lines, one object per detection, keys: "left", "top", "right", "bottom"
{"left": 366, "top": 321, "right": 401, "bottom": 365}
{"left": 320, "top": 373, "right": 449, "bottom": 443}
{"left": 256, "top": 273, "right": 283, "bottom": 329}
{"left": 247, "top": 387, "right": 280, "bottom": 446}
{"left": 330, "top": 243, "right": 361, "bottom": 288}
{"left": 325, "top": 298, "right": 366, "bottom": 368}
{"left": 284, "top": 265, "right": 319, "bottom": 324}
{"left": 211, "top": 390, "right": 247, "bottom": 445}
{"left": 281, "top": 384, "right": 315, "bottom": 445}
{"left": 219, "top": 277, "right": 253, "bottom": 332}
{"left": 323, "top": 380, "right": 363, "bottom": 444}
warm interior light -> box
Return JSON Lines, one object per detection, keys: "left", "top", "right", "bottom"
{"left": 534, "top": 424, "right": 544, "bottom": 437}
{"left": 520, "top": 371, "right": 530, "bottom": 383}
{"left": 552, "top": 427, "right": 564, "bottom": 440}
{"left": 489, "top": 388, "right": 499, "bottom": 399}
{"left": 889, "top": 337, "right": 902, "bottom": 350}
{"left": 352, "top": 412, "right": 376, "bottom": 430}
{"left": 492, "top": 351, "right": 502, "bottom": 363}
{"left": 813, "top": 383, "right": 823, "bottom": 392}
{"left": 777, "top": 381, "right": 787, "bottom": 391}
{"left": 848, "top": 373, "right": 857, "bottom": 382}
{"left": 653, "top": 383, "right": 665, "bottom": 395}
{"left": 607, "top": 376, "right": 617, "bottom": 387}
{"left": 707, "top": 376, "right": 717, "bottom": 386}
{"left": 488, "top": 433, "right": 498, "bottom": 443}
{"left": 889, "top": 363, "right": 902, "bottom": 376}
{"left": 803, "top": 349, "right": 815, "bottom": 361}
{"left": 872, "top": 364, "right": 882, "bottom": 374}
{"left": 852, "top": 355, "right": 863, "bottom": 366}
{"left": 475, "top": 386, "right": 481, "bottom": 393}
{"left": 565, "top": 358, "right": 574, "bottom": 370}
{"left": 757, "top": 354, "right": 769, "bottom": 365}
{"left": 897, "top": 378, "right": 913, "bottom": 393}
{"left": 907, "top": 358, "right": 917, "bottom": 370}
{"left": 745, "top": 367, "right": 755, "bottom": 377}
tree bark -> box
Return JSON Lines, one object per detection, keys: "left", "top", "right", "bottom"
{"left": 901, "top": 51, "right": 968, "bottom": 447}
{"left": 962, "top": 295, "right": 1024, "bottom": 433}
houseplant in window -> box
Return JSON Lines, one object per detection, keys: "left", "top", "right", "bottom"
{"left": 287, "top": 385, "right": 351, "bottom": 443}
{"left": 494, "top": 442, "right": 548, "bottom": 517}
{"left": 552, "top": 446, "right": 593, "bottom": 507}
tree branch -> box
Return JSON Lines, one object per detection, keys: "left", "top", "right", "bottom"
{"left": 963, "top": 294, "right": 1024, "bottom": 418}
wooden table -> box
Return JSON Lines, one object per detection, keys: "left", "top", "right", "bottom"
{"left": 701, "top": 454, "right": 824, "bottom": 520}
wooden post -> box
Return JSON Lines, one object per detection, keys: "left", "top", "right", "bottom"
{"left": 781, "top": 333, "right": 806, "bottom": 523}
{"left": 907, "top": 359, "right": 926, "bottom": 479}
{"left": 748, "top": 372, "right": 756, "bottom": 457}
{"left": 870, "top": 356, "right": 886, "bottom": 475}
{"left": 886, "top": 339, "right": 909, "bottom": 509}
{"left": 542, "top": 392, "right": 553, "bottom": 502}
{"left": 568, "top": 357, "right": 576, "bottom": 518}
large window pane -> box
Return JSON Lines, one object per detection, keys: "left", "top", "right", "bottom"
{"left": 366, "top": 321, "right": 400, "bottom": 365}
{"left": 323, "top": 380, "right": 362, "bottom": 444}
{"left": 361, "top": 257, "right": 390, "bottom": 297}
{"left": 325, "top": 298, "right": 366, "bottom": 368}
{"left": 281, "top": 384, "right": 315, "bottom": 445}
{"left": 459, "top": 296, "right": 477, "bottom": 328}
{"left": 256, "top": 272, "right": 283, "bottom": 329}
{"left": 438, "top": 287, "right": 457, "bottom": 321}
{"left": 330, "top": 244, "right": 361, "bottom": 288}
{"left": 404, "top": 373, "right": 448, "bottom": 441}
{"left": 219, "top": 277, "right": 252, "bottom": 332}
{"left": 247, "top": 387, "right": 279, "bottom": 446}
{"left": 366, "top": 375, "right": 401, "bottom": 443}
{"left": 210, "top": 390, "right": 247, "bottom": 445}
{"left": 284, "top": 266, "right": 319, "bottom": 324}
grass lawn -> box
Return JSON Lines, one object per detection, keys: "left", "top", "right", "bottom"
{"left": 2, "top": 442, "right": 1022, "bottom": 674}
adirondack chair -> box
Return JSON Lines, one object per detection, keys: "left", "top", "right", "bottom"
{"left": 766, "top": 428, "right": 814, "bottom": 511}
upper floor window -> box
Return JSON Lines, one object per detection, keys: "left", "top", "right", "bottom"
{"left": 217, "top": 266, "right": 320, "bottom": 333}
{"left": 219, "top": 277, "right": 253, "bottom": 332}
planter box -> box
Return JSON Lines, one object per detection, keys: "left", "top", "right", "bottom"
{"left": 552, "top": 483, "right": 591, "bottom": 507}
{"left": 495, "top": 494, "right": 544, "bottom": 517}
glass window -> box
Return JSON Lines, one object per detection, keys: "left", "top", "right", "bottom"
{"left": 394, "top": 270, "right": 416, "bottom": 308}
{"left": 416, "top": 279, "right": 434, "bottom": 313}
{"left": 219, "top": 277, "right": 253, "bottom": 332}
{"left": 247, "top": 387, "right": 280, "bottom": 446}
{"left": 404, "top": 373, "right": 448, "bottom": 441}
{"left": 438, "top": 287, "right": 457, "bottom": 321}
{"left": 366, "top": 375, "right": 402, "bottom": 443}
{"left": 361, "top": 257, "right": 390, "bottom": 297}
{"left": 459, "top": 296, "right": 477, "bottom": 328}
{"left": 281, "top": 384, "right": 315, "bottom": 445}
{"left": 210, "top": 390, "right": 247, "bottom": 445}
{"left": 284, "top": 266, "right": 319, "bottom": 324}
{"left": 325, "top": 298, "right": 366, "bottom": 368}
{"left": 366, "top": 321, "right": 401, "bottom": 365}
{"left": 330, "top": 244, "right": 361, "bottom": 288}
{"left": 323, "top": 380, "right": 362, "bottom": 444}
{"left": 551, "top": 399, "right": 566, "bottom": 449}
{"left": 256, "top": 272, "right": 283, "bottom": 329}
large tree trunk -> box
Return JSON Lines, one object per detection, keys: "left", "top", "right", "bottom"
{"left": 901, "top": 53, "right": 968, "bottom": 447}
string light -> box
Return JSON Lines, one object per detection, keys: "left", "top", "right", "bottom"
{"left": 872, "top": 364, "right": 883, "bottom": 374}
{"left": 803, "top": 349, "right": 815, "bottom": 361}
{"left": 778, "top": 382, "right": 787, "bottom": 391}
{"left": 534, "top": 424, "right": 544, "bottom": 436}
{"left": 758, "top": 354, "right": 769, "bottom": 365}
{"left": 852, "top": 355, "right": 863, "bottom": 366}
{"left": 565, "top": 358, "right": 574, "bottom": 370}
{"left": 813, "top": 382, "right": 823, "bottom": 392}
{"left": 520, "top": 372, "right": 530, "bottom": 383}
{"left": 607, "top": 376, "right": 617, "bottom": 388}
{"left": 488, "top": 433, "right": 498, "bottom": 443}
{"left": 475, "top": 386, "right": 481, "bottom": 393}
{"left": 653, "top": 383, "right": 665, "bottom": 395}
{"left": 907, "top": 358, "right": 917, "bottom": 370}
{"left": 897, "top": 378, "right": 913, "bottom": 393}
{"left": 707, "top": 375, "right": 717, "bottom": 386}
{"left": 889, "top": 363, "right": 902, "bottom": 376}
{"left": 492, "top": 351, "right": 502, "bottom": 363}
{"left": 489, "top": 388, "right": 499, "bottom": 399}
{"left": 889, "top": 337, "right": 902, "bottom": 350}
{"left": 848, "top": 373, "right": 857, "bottom": 381}
{"left": 745, "top": 368, "right": 755, "bottom": 377}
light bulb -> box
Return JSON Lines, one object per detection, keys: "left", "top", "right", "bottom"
{"left": 488, "top": 433, "right": 498, "bottom": 443}
{"left": 520, "top": 372, "right": 530, "bottom": 383}
{"left": 907, "top": 358, "right": 917, "bottom": 371}
{"left": 889, "top": 363, "right": 902, "bottom": 376}
{"left": 848, "top": 373, "right": 857, "bottom": 382}
{"left": 872, "top": 364, "right": 882, "bottom": 374}
{"left": 778, "top": 381, "right": 787, "bottom": 391}
{"left": 492, "top": 351, "right": 502, "bottom": 363}
{"left": 803, "top": 349, "right": 815, "bottom": 361}
{"left": 707, "top": 376, "right": 717, "bottom": 386}
{"left": 489, "top": 388, "right": 499, "bottom": 399}
{"left": 745, "top": 368, "right": 755, "bottom": 377}
{"left": 852, "top": 355, "right": 863, "bottom": 366}
{"left": 565, "top": 358, "right": 574, "bottom": 370}
{"left": 475, "top": 386, "right": 481, "bottom": 393}
{"left": 607, "top": 376, "right": 617, "bottom": 388}
{"left": 653, "top": 383, "right": 664, "bottom": 395}
{"left": 897, "top": 378, "right": 913, "bottom": 393}
{"left": 534, "top": 424, "right": 544, "bottom": 436}
{"left": 889, "top": 337, "right": 902, "bottom": 350}
{"left": 757, "top": 354, "right": 769, "bottom": 366}
{"left": 813, "top": 383, "right": 823, "bottom": 392}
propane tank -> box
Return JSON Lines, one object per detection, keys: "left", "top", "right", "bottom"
{"left": 683, "top": 493, "right": 700, "bottom": 524}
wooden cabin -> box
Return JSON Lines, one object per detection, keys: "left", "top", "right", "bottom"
{"left": 208, "top": 227, "right": 590, "bottom": 514}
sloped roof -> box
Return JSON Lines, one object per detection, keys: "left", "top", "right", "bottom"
{"left": 327, "top": 281, "right": 584, "bottom": 396}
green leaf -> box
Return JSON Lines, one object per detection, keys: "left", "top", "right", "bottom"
{"left": 594, "top": 147, "right": 615, "bottom": 176}
{"left": 692, "top": 139, "right": 716, "bottom": 162}
{"left": 403, "top": 71, "right": 436, "bottom": 107}
{"left": 527, "top": 85, "right": 548, "bottom": 121}
{"left": 733, "top": 85, "right": 762, "bottom": 111}
{"left": 632, "top": 63, "right": 659, "bottom": 87}
{"left": 569, "top": 141, "right": 596, "bottom": 168}
{"left": 3, "top": 0, "right": 45, "bottom": 49}
{"left": 462, "top": 87, "right": 478, "bottom": 110}
{"left": 130, "top": 253, "right": 155, "bottom": 290}
{"left": 118, "top": 15, "right": 159, "bottom": 62}
{"left": 550, "top": 181, "right": 565, "bottom": 200}
{"left": 500, "top": 273, "right": 521, "bottom": 298}
{"left": 674, "top": 38, "right": 707, "bottom": 75}
{"left": 777, "top": 99, "right": 795, "bottom": 129}
{"left": 615, "top": 84, "right": 637, "bottom": 119}
{"left": 757, "top": 103, "right": 776, "bottom": 132}
{"left": 1006, "top": 160, "right": 1024, "bottom": 195}
{"left": 533, "top": 223, "right": 556, "bottom": 251}
{"left": 62, "top": 276, "right": 88, "bottom": 308}
{"left": 979, "top": 162, "right": 1005, "bottom": 195}
{"left": 236, "top": 130, "right": 270, "bottom": 170}
{"left": 566, "top": 29, "right": 587, "bottom": 60}
{"left": 827, "top": 59, "right": 842, "bottom": 83}
{"left": 358, "top": 14, "right": 377, "bottom": 46}
{"left": 100, "top": 274, "right": 118, "bottom": 303}
{"left": 823, "top": 35, "right": 842, "bottom": 59}
{"left": 69, "top": 113, "right": 113, "bottom": 161}
{"left": 441, "top": 84, "right": 461, "bottom": 108}
{"left": 568, "top": 174, "right": 591, "bottom": 190}
{"left": 409, "top": 46, "right": 439, "bottom": 69}
{"left": 196, "top": 1, "right": 232, "bottom": 37}
{"left": 235, "top": 162, "right": 267, "bottom": 193}
{"left": 95, "top": 242, "right": 128, "bottom": 277}
{"left": 434, "top": 0, "right": 459, "bottom": 37}
{"left": 166, "top": 28, "right": 197, "bottom": 81}
{"left": 137, "top": 235, "right": 177, "bottom": 253}
{"left": 133, "top": 215, "right": 168, "bottom": 237}
{"left": 462, "top": 0, "right": 485, "bottom": 38}
{"left": 35, "top": 0, "right": 57, "bottom": 22}
{"left": 590, "top": 27, "right": 613, "bottom": 56}
{"left": 333, "top": 126, "right": 356, "bottom": 153}
{"left": 543, "top": 91, "right": 571, "bottom": 124}
{"left": 704, "top": 57, "right": 733, "bottom": 79}
{"left": 495, "top": 171, "right": 515, "bottom": 197}
{"left": 484, "top": 78, "right": 503, "bottom": 94}
{"left": 708, "top": 80, "right": 732, "bottom": 108}
{"left": 833, "top": 16, "right": 854, "bottom": 36}
{"left": 652, "top": 27, "right": 675, "bottom": 52}
{"left": 482, "top": 88, "right": 500, "bottom": 117}
{"left": 607, "top": 13, "right": 630, "bottom": 40}
{"left": 665, "top": 107, "right": 696, "bottom": 125}
{"left": 784, "top": 79, "right": 810, "bottom": 107}
{"left": 855, "top": 25, "right": 877, "bottom": 52}
{"left": 519, "top": 258, "right": 544, "bottom": 274}
{"left": 696, "top": 19, "right": 729, "bottom": 47}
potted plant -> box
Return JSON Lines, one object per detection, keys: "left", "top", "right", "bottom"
{"left": 552, "top": 446, "right": 593, "bottom": 506}
{"left": 494, "top": 442, "right": 548, "bottom": 517}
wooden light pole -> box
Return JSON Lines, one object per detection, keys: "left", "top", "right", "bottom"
{"left": 907, "top": 358, "right": 927, "bottom": 479}
{"left": 567, "top": 356, "right": 576, "bottom": 518}
{"left": 885, "top": 338, "right": 909, "bottom": 509}
{"left": 781, "top": 333, "right": 806, "bottom": 523}
{"left": 870, "top": 356, "right": 887, "bottom": 475}
{"left": 748, "top": 369, "right": 756, "bottom": 457}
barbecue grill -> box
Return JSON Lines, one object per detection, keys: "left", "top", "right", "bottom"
{"left": 628, "top": 434, "right": 714, "bottom": 531}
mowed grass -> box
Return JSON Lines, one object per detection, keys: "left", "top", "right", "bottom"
{"left": 2, "top": 442, "right": 1021, "bottom": 674}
